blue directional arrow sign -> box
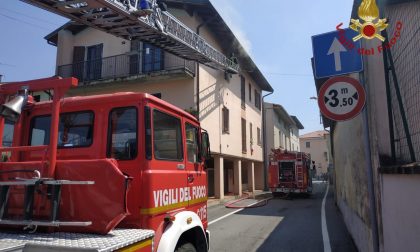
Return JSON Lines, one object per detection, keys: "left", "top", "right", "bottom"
{"left": 312, "top": 29, "right": 363, "bottom": 79}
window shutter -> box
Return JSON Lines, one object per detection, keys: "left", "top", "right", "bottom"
{"left": 241, "top": 76, "right": 245, "bottom": 109}
{"left": 241, "top": 118, "right": 247, "bottom": 153}
{"left": 72, "top": 46, "right": 85, "bottom": 81}
{"left": 222, "top": 106, "right": 229, "bottom": 133}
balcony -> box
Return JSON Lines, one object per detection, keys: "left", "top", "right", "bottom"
{"left": 57, "top": 49, "right": 195, "bottom": 85}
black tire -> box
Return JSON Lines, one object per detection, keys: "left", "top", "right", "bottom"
{"left": 175, "top": 242, "right": 197, "bottom": 252}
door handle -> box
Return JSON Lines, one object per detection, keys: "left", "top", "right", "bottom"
{"left": 177, "top": 164, "right": 185, "bottom": 170}
{"left": 188, "top": 174, "right": 194, "bottom": 183}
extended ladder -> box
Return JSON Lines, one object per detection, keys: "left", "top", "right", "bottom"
{"left": 21, "top": 0, "right": 239, "bottom": 73}
{"left": 295, "top": 152, "right": 304, "bottom": 188}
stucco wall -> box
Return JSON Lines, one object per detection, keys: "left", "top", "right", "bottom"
{"left": 332, "top": 116, "right": 372, "bottom": 252}
{"left": 381, "top": 174, "right": 420, "bottom": 252}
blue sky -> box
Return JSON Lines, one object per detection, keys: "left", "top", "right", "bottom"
{"left": 0, "top": 0, "right": 353, "bottom": 134}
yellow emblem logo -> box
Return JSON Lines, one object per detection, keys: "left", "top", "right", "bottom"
{"left": 350, "top": 0, "right": 388, "bottom": 41}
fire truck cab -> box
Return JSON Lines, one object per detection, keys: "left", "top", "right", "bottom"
{"left": 0, "top": 77, "right": 210, "bottom": 252}
{"left": 268, "top": 149, "right": 313, "bottom": 196}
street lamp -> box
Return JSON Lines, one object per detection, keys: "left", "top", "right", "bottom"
{"left": 309, "top": 96, "right": 323, "bottom": 124}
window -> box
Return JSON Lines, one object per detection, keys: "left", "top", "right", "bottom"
{"left": 241, "top": 118, "right": 247, "bottom": 153}
{"left": 30, "top": 111, "right": 94, "bottom": 148}
{"left": 33, "top": 95, "right": 41, "bottom": 102}
{"left": 279, "top": 131, "right": 282, "bottom": 148}
{"left": 254, "top": 90, "right": 261, "bottom": 110}
{"left": 249, "top": 123, "right": 253, "bottom": 144}
{"left": 241, "top": 76, "right": 245, "bottom": 109}
{"left": 306, "top": 142, "right": 310, "bottom": 148}
{"left": 145, "top": 106, "right": 152, "bottom": 160}
{"left": 153, "top": 110, "right": 183, "bottom": 161}
{"left": 222, "top": 106, "right": 229, "bottom": 134}
{"left": 2, "top": 120, "right": 14, "bottom": 147}
{"left": 87, "top": 44, "right": 103, "bottom": 80}
{"left": 186, "top": 123, "right": 199, "bottom": 163}
{"left": 108, "top": 107, "right": 137, "bottom": 160}
{"left": 257, "top": 127, "right": 261, "bottom": 145}
{"left": 248, "top": 83, "right": 252, "bottom": 101}
{"left": 324, "top": 151, "right": 328, "bottom": 161}
{"left": 143, "top": 43, "right": 163, "bottom": 73}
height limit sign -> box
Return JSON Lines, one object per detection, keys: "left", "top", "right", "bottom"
{"left": 318, "top": 76, "right": 366, "bottom": 121}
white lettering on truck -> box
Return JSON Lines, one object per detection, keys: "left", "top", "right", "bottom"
{"left": 153, "top": 186, "right": 207, "bottom": 208}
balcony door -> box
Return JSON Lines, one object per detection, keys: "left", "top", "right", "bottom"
{"left": 142, "top": 43, "right": 163, "bottom": 73}
{"left": 87, "top": 44, "right": 103, "bottom": 80}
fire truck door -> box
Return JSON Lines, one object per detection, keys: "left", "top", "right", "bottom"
{"left": 184, "top": 122, "right": 207, "bottom": 220}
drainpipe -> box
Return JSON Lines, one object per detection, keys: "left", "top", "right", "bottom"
{"left": 262, "top": 91, "right": 273, "bottom": 191}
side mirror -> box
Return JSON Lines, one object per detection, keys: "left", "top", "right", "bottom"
{"left": 201, "top": 131, "right": 211, "bottom": 161}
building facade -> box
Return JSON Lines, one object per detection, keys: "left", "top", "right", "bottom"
{"left": 299, "top": 130, "right": 331, "bottom": 176}
{"left": 45, "top": 0, "right": 273, "bottom": 199}
{"left": 263, "top": 102, "right": 303, "bottom": 163}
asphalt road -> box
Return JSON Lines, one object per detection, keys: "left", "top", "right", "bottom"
{"left": 207, "top": 182, "right": 357, "bottom": 252}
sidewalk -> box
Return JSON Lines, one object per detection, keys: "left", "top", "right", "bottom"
{"left": 207, "top": 190, "right": 272, "bottom": 208}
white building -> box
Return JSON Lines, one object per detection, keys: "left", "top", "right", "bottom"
{"left": 299, "top": 130, "right": 331, "bottom": 176}
{"left": 263, "top": 102, "right": 304, "bottom": 159}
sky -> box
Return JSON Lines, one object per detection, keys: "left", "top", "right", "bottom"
{"left": 0, "top": 0, "right": 354, "bottom": 134}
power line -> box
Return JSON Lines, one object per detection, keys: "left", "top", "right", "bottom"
{"left": 0, "top": 13, "right": 51, "bottom": 31}
{"left": 264, "top": 72, "right": 313, "bottom": 77}
{"left": 0, "top": 63, "right": 16, "bottom": 67}
{"left": 0, "top": 7, "right": 63, "bottom": 26}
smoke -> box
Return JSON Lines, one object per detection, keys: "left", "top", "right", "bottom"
{"left": 210, "top": 0, "right": 252, "bottom": 55}
{"left": 358, "top": 0, "right": 379, "bottom": 22}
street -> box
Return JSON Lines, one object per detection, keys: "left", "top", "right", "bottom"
{"left": 207, "top": 183, "right": 356, "bottom": 252}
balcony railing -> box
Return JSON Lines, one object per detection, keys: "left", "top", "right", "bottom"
{"left": 57, "top": 50, "right": 195, "bottom": 85}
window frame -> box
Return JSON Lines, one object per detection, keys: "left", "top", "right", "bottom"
{"left": 254, "top": 89, "right": 261, "bottom": 110}
{"left": 185, "top": 122, "right": 201, "bottom": 164}
{"left": 152, "top": 109, "right": 184, "bottom": 162}
{"left": 241, "top": 118, "right": 247, "bottom": 153}
{"left": 222, "top": 106, "right": 230, "bottom": 134}
{"left": 257, "top": 127, "right": 262, "bottom": 146}
{"left": 248, "top": 83, "right": 252, "bottom": 102}
{"left": 241, "top": 76, "right": 246, "bottom": 110}
{"left": 29, "top": 110, "right": 95, "bottom": 149}
{"left": 107, "top": 106, "right": 138, "bottom": 161}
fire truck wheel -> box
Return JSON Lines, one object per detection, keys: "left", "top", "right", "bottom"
{"left": 175, "top": 242, "right": 197, "bottom": 252}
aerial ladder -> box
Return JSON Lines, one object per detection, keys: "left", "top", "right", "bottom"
{"left": 21, "top": 0, "right": 240, "bottom": 73}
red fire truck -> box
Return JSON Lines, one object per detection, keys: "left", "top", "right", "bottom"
{"left": 0, "top": 77, "right": 210, "bottom": 252}
{"left": 268, "top": 149, "right": 313, "bottom": 196}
